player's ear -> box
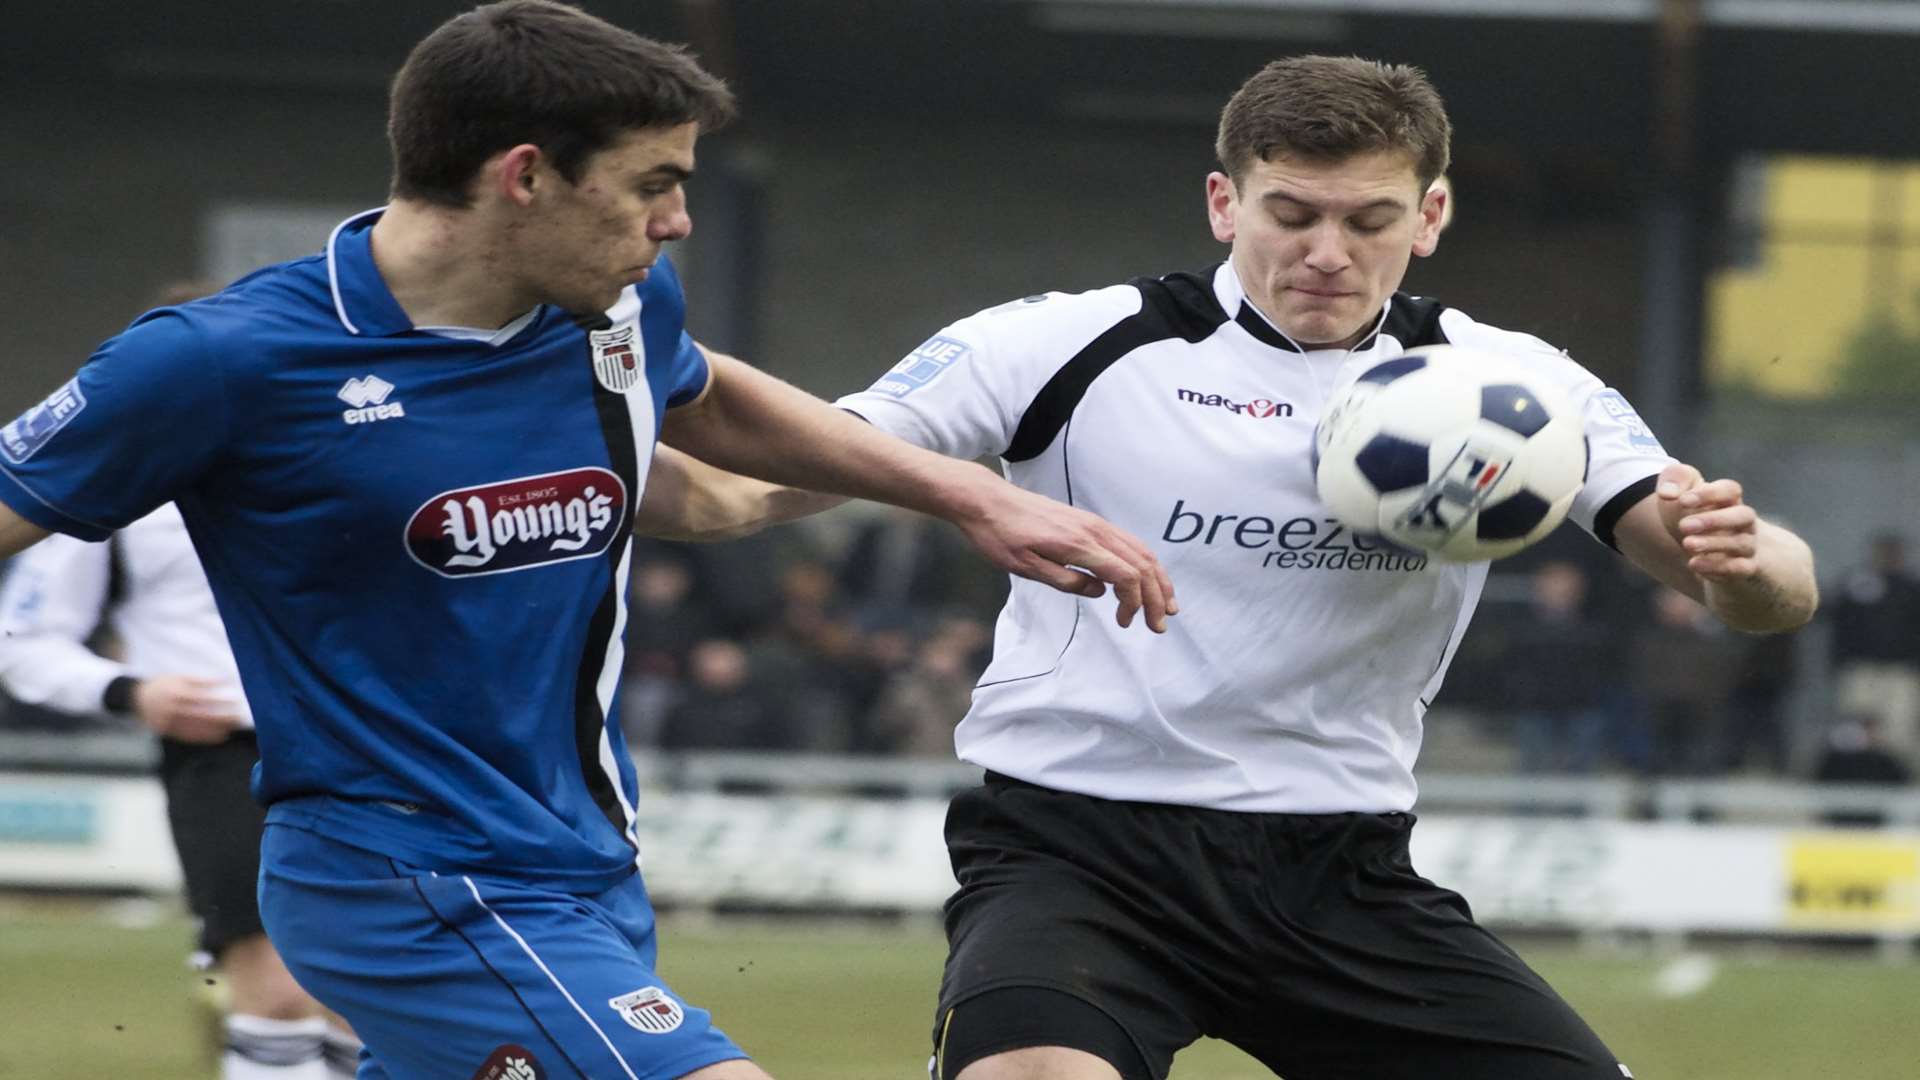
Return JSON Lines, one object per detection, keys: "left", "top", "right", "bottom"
{"left": 1206, "top": 172, "right": 1238, "bottom": 244}
{"left": 1412, "top": 177, "right": 1449, "bottom": 258}
{"left": 494, "top": 144, "right": 545, "bottom": 207}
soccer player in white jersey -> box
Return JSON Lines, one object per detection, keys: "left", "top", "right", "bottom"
{"left": 0, "top": 4, "right": 1172, "bottom": 1078}
{"left": 0, "top": 502, "right": 360, "bottom": 1080}
{"left": 827, "top": 57, "right": 1816, "bottom": 1080}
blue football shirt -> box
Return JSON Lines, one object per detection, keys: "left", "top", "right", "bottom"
{"left": 0, "top": 208, "right": 710, "bottom": 890}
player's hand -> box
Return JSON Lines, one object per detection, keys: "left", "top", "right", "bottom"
{"left": 1655, "top": 462, "right": 1760, "bottom": 581}
{"left": 951, "top": 483, "right": 1177, "bottom": 632}
{"left": 133, "top": 675, "right": 246, "bottom": 744}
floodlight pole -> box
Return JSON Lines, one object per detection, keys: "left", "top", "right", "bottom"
{"left": 676, "top": 0, "right": 765, "bottom": 361}
{"left": 1639, "top": 0, "right": 1705, "bottom": 458}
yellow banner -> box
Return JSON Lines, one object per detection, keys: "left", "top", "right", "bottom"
{"left": 1786, "top": 835, "right": 1920, "bottom": 931}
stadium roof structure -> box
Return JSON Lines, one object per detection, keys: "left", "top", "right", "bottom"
{"left": 7, "top": 0, "right": 1917, "bottom": 160}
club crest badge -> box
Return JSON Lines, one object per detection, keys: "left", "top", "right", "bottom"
{"left": 470, "top": 1045, "right": 544, "bottom": 1080}
{"left": 590, "top": 325, "right": 643, "bottom": 393}
{"left": 609, "top": 986, "right": 685, "bottom": 1034}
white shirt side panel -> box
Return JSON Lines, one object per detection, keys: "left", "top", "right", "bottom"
{"left": 0, "top": 533, "right": 124, "bottom": 715}
{"left": 1434, "top": 309, "right": 1675, "bottom": 532}
{"left": 835, "top": 287, "right": 1146, "bottom": 461}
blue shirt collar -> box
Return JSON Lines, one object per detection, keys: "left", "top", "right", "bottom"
{"left": 325, "top": 207, "right": 415, "bottom": 337}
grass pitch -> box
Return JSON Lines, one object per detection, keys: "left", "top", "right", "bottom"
{"left": 4, "top": 900, "right": 1916, "bottom": 1079}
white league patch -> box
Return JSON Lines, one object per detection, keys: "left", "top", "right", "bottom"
{"left": 1593, "top": 389, "right": 1664, "bottom": 453}
{"left": 609, "top": 986, "right": 685, "bottom": 1034}
{"left": 870, "top": 335, "right": 969, "bottom": 399}
{"left": 1, "top": 379, "right": 87, "bottom": 465}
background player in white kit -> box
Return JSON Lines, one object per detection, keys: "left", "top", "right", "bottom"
{"left": 0, "top": 497, "right": 360, "bottom": 1080}
{"left": 676, "top": 55, "right": 1817, "bottom": 1080}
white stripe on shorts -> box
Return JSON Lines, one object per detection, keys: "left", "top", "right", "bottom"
{"left": 462, "top": 876, "right": 641, "bottom": 1080}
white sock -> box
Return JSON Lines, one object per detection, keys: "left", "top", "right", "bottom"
{"left": 322, "top": 1026, "right": 364, "bottom": 1079}
{"left": 223, "top": 1014, "right": 328, "bottom": 1080}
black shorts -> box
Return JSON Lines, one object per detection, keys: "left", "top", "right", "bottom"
{"left": 158, "top": 732, "right": 268, "bottom": 956}
{"left": 933, "top": 774, "right": 1626, "bottom": 1080}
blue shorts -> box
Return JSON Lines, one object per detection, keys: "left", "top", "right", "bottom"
{"left": 259, "top": 824, "right": 747, "bottom": 1080}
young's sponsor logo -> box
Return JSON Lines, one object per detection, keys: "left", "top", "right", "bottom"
{"left": 1175, "top": 388, "right": 1294, "bottom": 419}
{"left": 871, "top": 336, "right": 969, "bottom": 399}
{"left": 1, "top": 379, "right": 88, "bottom": 464}
{"left": 590, "top": 324, "right": 644, "bottom": 393}
{"left": 1161, "top": 499, "right": 1428, "bottom": 573}
{"left": 405, "top": 467, "right": 626, "bottom": 578}
{"left": 338, "top": 375, "right": 405, "bottom": 425}
{"left": 609, "top": 986, "right": 685, "bottom": 1034}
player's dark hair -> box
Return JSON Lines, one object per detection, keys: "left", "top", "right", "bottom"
{"left": 388, "top": 0, "right": 736, "bottom": 208}
{"left": 1216, "top": 55, "right": 1450, "bottom": 190}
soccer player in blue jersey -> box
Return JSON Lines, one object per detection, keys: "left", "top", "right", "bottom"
{"left": 0, "top": 4, "right": 1173, "bottom": 1078}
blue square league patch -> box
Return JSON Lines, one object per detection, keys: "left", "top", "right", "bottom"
{"left": 870, "top": 336, "right": 970, "bottom": 399}
{"left": 1, "top": 380, "right": 87, "bottom": 464}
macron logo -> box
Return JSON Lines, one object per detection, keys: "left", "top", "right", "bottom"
{"left": 1175, "top": 387, "right": 1293, "bottom": 420}
{"left": 338, "top": 375, "right": 406, "bottom": 425}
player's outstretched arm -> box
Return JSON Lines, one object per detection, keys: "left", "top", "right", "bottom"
{"left": 660, "top": 347, "right": 1176, "bottom": 632}
{"left": 636, "top": 444, "right": 849, "bottom": 541}
{"left": 0, "top": 503, "right": 50, "bottom": 560}
{"left": 1612, "top": 462, "right": 1817, "bottom": 633}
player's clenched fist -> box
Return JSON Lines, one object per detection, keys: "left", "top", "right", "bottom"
{"left": 1655, "top": 462, "right": 1761, "bottom": 580}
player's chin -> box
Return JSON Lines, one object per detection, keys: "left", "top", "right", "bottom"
{"left": 1280, "top": 310, "right": 1364, "bottom": 347}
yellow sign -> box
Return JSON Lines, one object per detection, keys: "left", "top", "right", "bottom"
{"left": 1785, "top": 835, "right": 1920, "bottom": 932}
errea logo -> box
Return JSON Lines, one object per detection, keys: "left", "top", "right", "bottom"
{"left": 1175, "top": 388, "right": 1293, "bottom": 419}
{"left": 339, "top": 375, "right": 405, "bottom": 425}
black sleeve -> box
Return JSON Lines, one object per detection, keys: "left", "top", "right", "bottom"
{"left": 1593, "top": 474, "right": 1660, "bottom": 552}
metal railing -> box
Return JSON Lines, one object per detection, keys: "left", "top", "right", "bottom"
{"left": 5, "top": 731, "right": 1915, "bottom": 827}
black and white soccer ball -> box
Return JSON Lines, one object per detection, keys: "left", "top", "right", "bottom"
{"left": 1313, "top": 346, "right": 1588, "bottom": 562}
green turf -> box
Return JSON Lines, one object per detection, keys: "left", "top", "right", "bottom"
{"left": 4, "top": 904, "right": 1917, "bottom": 1079}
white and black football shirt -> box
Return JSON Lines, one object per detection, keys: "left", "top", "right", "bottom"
{"left": 0, "top": 504, "right": 252, "bottom": 725}
{"left": 838, "top": 261, "right": 1672, "bottom": 813}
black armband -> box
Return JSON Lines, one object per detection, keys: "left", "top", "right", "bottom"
{"left": 102, "top": 676, "right": 141, "bottom": 715}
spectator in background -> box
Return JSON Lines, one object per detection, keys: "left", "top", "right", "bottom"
{"left": 1506, "top": 561, "right": 1615, "bottom": 774}
{"left": 1830, "top": 533, "right": 1920, "bottom": 770}
{"left": 836, "top": 505, "right": 1008, "bottom": 628}
{"left": 1813, "top": 713, "right": 1914, "bottom": 827}
{"left": 670, "top": 526, "right": 826, "bottom": 639}
{"left": 760, "top": 557, "right": 893, "bottom": 750}
{"left": 1725, "top": 622, "right": 1799, "bottom": 775}
{"left": 867, "top": 615, "right": 993, "bottom": 757}
{"left": 657, "top": 639, "right": 791, "bottom": 754}
{"left": 1627, "top": 588, "right": 1744, "bottom": 775}
{"left": 621, "top": 552, "right": 722, "bottom": 747}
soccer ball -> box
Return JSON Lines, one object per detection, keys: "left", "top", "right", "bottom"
{"left": 1313, "top": 346, "right": 1588, "bottom": 562}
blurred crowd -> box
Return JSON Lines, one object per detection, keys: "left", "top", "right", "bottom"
{"left": 612, "top": 507, "right": 1006, "bottom": 757}
{"left": 1452, "top": 530, "right": 1918, "bottom": 791}
{"left": 3, "top": 511, "right": 1917, "bottom": 791}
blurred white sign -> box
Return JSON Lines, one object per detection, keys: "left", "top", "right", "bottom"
{"left": 202, "top": 202, "right": 362, "bottom": 284}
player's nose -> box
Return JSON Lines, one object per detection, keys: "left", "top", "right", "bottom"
{"left": 649, "top": 191, "right": 692, "bottom": 242}
{"left": 1301, "top": 223, "right": 1349, "bottom": 273}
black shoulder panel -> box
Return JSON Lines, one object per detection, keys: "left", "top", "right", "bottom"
{"left": 1374, "top": 293, "right": 1450, "bottom": 351}
{"left": 1003, "top": 270, "right": 1229, "bottom": 463}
